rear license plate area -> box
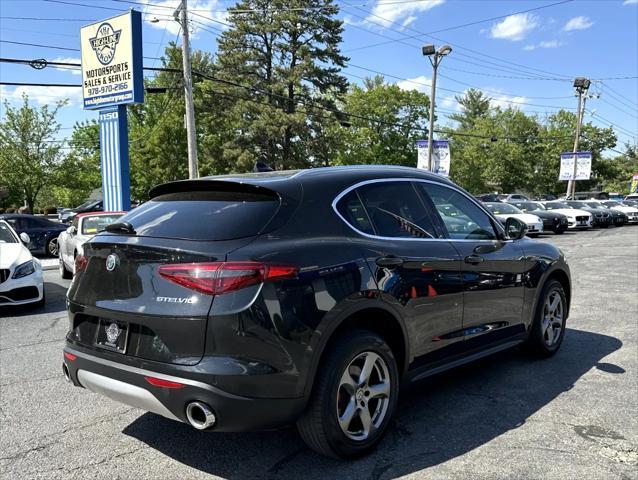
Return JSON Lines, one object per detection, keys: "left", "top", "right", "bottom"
{"left": 95, "top": 319, "right": 129, "bottom": 353}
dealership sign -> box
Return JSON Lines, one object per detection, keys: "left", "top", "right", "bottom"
{"left": 558, "top": 151, "right": 592, "bottom": 181}
{"left": 417, "top": 140, "right": 451, "bottom": 177}
{"left": 80, "top": 11, "right": 143, "bottom": 110}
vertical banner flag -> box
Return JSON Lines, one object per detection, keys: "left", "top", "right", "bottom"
{"left": 558, "top": 151, "right": 592, "bottom": 181}
{"left": 416, "top": 140, "right": 451, "bottom": 177}
{"left": 630, "top": 173, "right": 638, "bottom": 194}
{"left": 81, "top": 10, "right": 143, "bottom": 212}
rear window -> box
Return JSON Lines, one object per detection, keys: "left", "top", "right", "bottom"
{"left": 115, "top": 190, "right": 280, "bottom": 240}
{"left": 81, "top": 214, "right": 122, "bottom": 235}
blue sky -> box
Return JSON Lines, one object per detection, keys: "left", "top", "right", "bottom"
{"left": 1, "top": 0, "right": 637, "bottom": 151}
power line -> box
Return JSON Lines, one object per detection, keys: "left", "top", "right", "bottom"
{"left": 346, "top": 63, "right": 576, "bottom": 109}
{"left": 341, "top": 2, "right": 573, "bottom": 81}
{"left": 344, "top": 0, "right": 574, "bottom": 53}
{"left": 0, "top": 40, "right": 163, "bottom": 61}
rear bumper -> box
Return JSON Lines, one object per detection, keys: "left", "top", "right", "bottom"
{"left": 62, "top": 345, "right": 307, "bottom": 432}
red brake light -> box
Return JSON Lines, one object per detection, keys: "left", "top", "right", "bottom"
{"left": 63, "top": 351, "right": 77, "bottom": 361}
{"left": 75, "top": 254, "right": 88, "bottom": 273}
{"left": 144, "top": 376, "right": 185, "bottom": 389}
{"left": 158, "top": 262, "right": 297, "bottom": 296}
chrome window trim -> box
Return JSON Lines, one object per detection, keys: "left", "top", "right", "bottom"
{"left": 331, "top": 177, "right": 507, "bottom": 243}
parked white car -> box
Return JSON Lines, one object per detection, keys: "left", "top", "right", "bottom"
{"left": 543, "top": 202, "right": 593, "bottom": 229}
{"left": 58, "top": 212, "right": 124, "bottom": 278}
{"left": 0, "top": 220, "right": 44, "bottom": 307}
{"left": 596, "top": 201, "right": 638, "bottom": 224}
{"left": 483, "top": 202, "right": 544, "bottom": 235}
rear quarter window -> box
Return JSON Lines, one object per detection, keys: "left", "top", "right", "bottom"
{"left": 115, "top": 190, "right": 281, "bottom": 241}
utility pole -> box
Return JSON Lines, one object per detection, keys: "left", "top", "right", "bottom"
{"left": 175, "top": 0, "right": 198, "bottom": 179}
{"left": 566, "top": 77, "right": 590, "bottom": 199}
{"left": 422, "top": 44, "right": 452, "bottom": 172}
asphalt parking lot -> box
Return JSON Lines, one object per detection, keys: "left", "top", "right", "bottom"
{"left": 1, "top": 227, "right": 636, "bottom": 479}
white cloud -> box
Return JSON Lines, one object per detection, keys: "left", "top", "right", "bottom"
{"left": 395, "top": 75, "right": 431, "bottom": 93}
{"left": 51, "top": 57, "right": 82, "bottom": 76}
{"left": 0, "top": 85, "right": 82, "bottom": 106}
{"left": 563, "top": 16, "right": 593, "bottom": 32}
{"left": 489, "top": 91, "right": 528, "bottom": 110}
{"left": 623, "top": 0, "right": 637, "bottom": 5}
{"left": 523, "top": 39, "right": 564, "bottom": 51}
{"left": 490, "top": 13, "right": 538, "bottom": 41}
{"left": 365, "top": 0, "right": 444, "bottom": 29}
{"left": 440, "top": 94, "right": 460, "bottom": 111}
{"left": 142, "top": 0, "right": 229, "bottom": 37}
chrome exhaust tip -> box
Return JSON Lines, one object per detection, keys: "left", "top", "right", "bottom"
{"left": 185, "top": 401, "right": 216, "bottom": 430}
{"left": 62, "top": 363, "right": 71, "bottom": 383}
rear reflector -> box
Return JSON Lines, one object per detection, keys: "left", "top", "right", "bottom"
{"left": 63, "top": 352, "right": 77, "bottom": 361}
{"left": 158, "top": 262, "right": 297, "bottom": 296}
{"left": 144, "top": 376, "right": 185, "bottom": 389}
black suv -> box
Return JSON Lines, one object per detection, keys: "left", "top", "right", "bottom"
{"left": 63, "top": 166, "right": 571, "bottom": 458}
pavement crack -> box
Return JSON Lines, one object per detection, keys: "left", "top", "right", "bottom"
{"left": 37, "top": 315, "right": 65, "bottom": 336}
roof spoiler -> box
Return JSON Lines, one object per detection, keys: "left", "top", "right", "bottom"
{"left": 148, "top": 179, "right": 278, "bottom": 199}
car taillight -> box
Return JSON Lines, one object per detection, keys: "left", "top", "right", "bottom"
{"left": 75, "top": 254, "right": 88, "bottom": 273}
{"left": 158, "top": 262, "right": 297, "bottom": 296}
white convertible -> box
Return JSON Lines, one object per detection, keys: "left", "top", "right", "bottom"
{"left": 0, "top": 220, "right": 44, "bottom": 307}
{"left": 58, "top": 212, "right": 124, "bottom": 278}
{"left": 483, "top": 202, "right": 544, "bottom": 235}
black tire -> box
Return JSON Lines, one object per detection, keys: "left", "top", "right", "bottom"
{"left": 59, "top": 257, "right": 72, "bottom": 279}
{"left": 524, "top": 280, "right": 567, "bottom": 357}
{"left": 297, "top": 329, "right": 399, "bottom": 459}
{"left": 553, "top": 228, "right": 565, "bottom": 235}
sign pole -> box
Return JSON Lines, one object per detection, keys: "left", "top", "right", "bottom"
{"left": 99, "top": 106, "right": 131, "bottom": 211}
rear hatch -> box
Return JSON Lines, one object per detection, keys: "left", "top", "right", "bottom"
{"left": 67, "top": 181, "right": 293, "bottom": 365}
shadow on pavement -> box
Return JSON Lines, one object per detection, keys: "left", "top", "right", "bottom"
{"left": 123, "top": 328, "right": 622, "bottom": 479}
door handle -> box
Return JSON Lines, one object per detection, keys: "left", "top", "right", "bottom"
{"left": 464, "top": 254, "right": 484, "bottom": 265}
{"left": 376, "top": 256, "right": 404, "bottom": 268}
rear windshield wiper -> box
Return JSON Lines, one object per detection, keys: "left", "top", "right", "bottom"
{"left": 105, "top": 221, "right": 136, "bottom": 235}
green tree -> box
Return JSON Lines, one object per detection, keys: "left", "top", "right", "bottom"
{"left": 449, "top": 88, "right": 491, "bottom": 131}
{"left": 128, "top": 43, "right": 217, "bottom": 200}
{"left": 0, "top": 95, "right": 67, "bottom": 212}
{"left": 214, "top": 0, "right": 348, "bottom": 170}
{"left": 333, "top": 75, "right": 430, "bottom": 166}
{"left": 54, "top": 120, "right": 102, "bottom": 207}
{"left": 447, "top": 107, "right": 541, "bottom": 194}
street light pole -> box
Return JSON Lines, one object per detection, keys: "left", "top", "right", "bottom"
{"left": 422, "top": 44, "right": 452, "bottom": 172}
{"left": 426, "top": 62, "right": 438, "bottom": 172}
{"left": 175, "top": 0, "right": 199, "bottom": 179}
{"left": 566, "top": 77, "right": 590, "bottom": 199}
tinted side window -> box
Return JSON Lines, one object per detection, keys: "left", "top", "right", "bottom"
{"left": 357, "top": 182, "right": 439, "bottom": 238}
{"left": 335, "top": 190, "right": 374, "bottom": 235}
{"left": 419, "top": 183, "right": 498, "bottom": 240}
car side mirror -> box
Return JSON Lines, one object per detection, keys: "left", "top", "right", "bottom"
{"left": 67, "top": 226, "right": 76, "bottom": 235}
{"left": 505, "top": 217, "right": 528, "bottom": 240}
{"left": 19, "top": 232, "right": 30, "bottom": 244}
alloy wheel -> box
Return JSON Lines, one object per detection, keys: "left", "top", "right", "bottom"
{"left": 336, "top": 351, "right": 391, "bottom": 441}
{"left": 542, "top": 291, "right": 564, "bottom": 347}
{"left": 48, "top": 238, "right": 59, "bottom": 256}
